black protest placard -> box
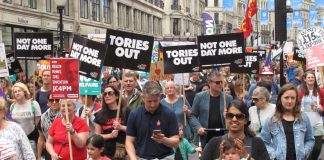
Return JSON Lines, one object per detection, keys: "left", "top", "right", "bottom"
{"left": 163, "top": 45, "right": 200, "bottom": 74}
{"left": 105, "top": 29, "right": 153, "bottom": 72}
{"left": 198, "top": 32, "right": 245, "bottom": 68}
{"left": 293, "top": 47, "right": 306, "bottom": 63}
{"left": 69, "top": 35, "right": 107, "bottom": 81}
{"left": 231, "top": 53, "right": 260, "bottom": 74}
{"left": 14, "top": 32, "right": 53, "bottom": 60}
{"left": 6, "top": 53, "right": 23, "bottom": 75}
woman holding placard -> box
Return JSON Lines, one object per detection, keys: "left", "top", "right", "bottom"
{"left": 161, "top": 81, "right": 192, "bottom": 140}
{"left": 46, "top": 99, "right": 89, "bottom": 160}
{"left": 94, "top": 85, "right": 128, "bottom": 159}
{"left": 297, "top": 70, "right": 324, "bottom": 160}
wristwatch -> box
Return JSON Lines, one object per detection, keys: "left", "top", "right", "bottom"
{"left": 70, "top": 129, "right": 75, "bottom": 135}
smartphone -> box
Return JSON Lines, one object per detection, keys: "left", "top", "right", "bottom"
{"left": 153, "top": 130, "right": 162, "bottom": 135}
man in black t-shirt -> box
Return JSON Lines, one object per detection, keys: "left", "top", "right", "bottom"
{"left": 35, "top": 70, "right": 51, "bottom": 113}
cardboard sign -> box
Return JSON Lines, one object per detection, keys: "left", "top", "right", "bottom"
{"left": 69, "top": 35, "right": 107, "bottom": 80}
{"left": 14, "top": 32, "right": 53, "bottom": 60}
{"left": 293, "top": 47, "right": 306, "bottom": 63}
{"left": 163, "top": 45, "right": 200, "bottom": 74}
{"left": 105, "top": 29, "right": 154, "bottom": 72}
{"left": 231, "top": 53, "right": 260, "bottom": 74}
{"left": 6, "top": 53, "right": 22, "bottom": 75}
{"left": 174, "top": 73, "right": 190, "bottom": 86}
{"left": 37, "top": 60, "right": 51, "bottom": 76}
{"left": 198, "top": 32, "right": 245, "bottom": 68}
{"left": 79, "top": 75, "right": 101, "bottom": 95}
{"left": 50, "top": 58, "right": 79, "bottom": 99}
{"left": 0, "top": 44, "right": 9, "bottom": 77}
{"left": 149, "top": 42, "right": 172, "bottom": 81}
{"left": 297, "top": 28, "right": 324, "bottom": 69}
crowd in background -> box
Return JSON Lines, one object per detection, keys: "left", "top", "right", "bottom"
{"left": 0, "top": 59, "right": 323, "bottom": 160}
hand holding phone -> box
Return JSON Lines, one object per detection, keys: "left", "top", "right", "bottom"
{"left": 153, "top": 130, "right": 162, "bottom": 135}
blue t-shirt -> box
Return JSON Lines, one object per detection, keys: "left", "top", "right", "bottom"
{"left": 126, "top": 104, "right": 179, "bottom": 159}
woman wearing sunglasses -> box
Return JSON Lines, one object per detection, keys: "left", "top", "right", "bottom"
{"left": 201, "top": 99, "right": 269, "bottom": 160}
{"left": 94, "top": 85, "right": 129, "bottom": 159}
{"left": 260, "top": 84, "right": 315, "bottom": 160}
{"left": 296, "top": 71, "right": 323, "bottom": 160}
{"left": 248, "top": 87, "right": 275, "bottom": 135}
{"left": 37, "top": 94, "right": 61, "bottom": 160}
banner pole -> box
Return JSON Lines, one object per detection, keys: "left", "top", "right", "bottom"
{"left": 182, "top": 73, "right": 187, "bottom": 126}
{"left": 223, "top": 76, "right": 227, "bottom": 118}
{"left": 65, "top": 100, "right": 73, "bottom": 160}
{"left": 116, "top": 69, "right": 124, "bottom": 122}
{"left": 85, "top": 94, "right": 89, "bottom": 126}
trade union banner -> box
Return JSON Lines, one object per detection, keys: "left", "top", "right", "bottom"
{"left": 105, "top": 29, "right": 154, "bottom": 72}
{"left": 70, "top": 35, "right": 107, "bottom": 81}
{"left": 14, "top": 32, "right": 53, "bottom": 60}
{"left": 50, "top": 58, "right": 79, "bottom": 99}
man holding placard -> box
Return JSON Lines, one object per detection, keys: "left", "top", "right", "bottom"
{"left": 189, "top": 72, "right": 233, "bottom": 147}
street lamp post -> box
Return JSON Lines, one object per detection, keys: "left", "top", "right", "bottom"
{"left": 275, "top": 0, "right": 292, "bottom": 86}
{"left": 57, "top": 0, "right": 67, "bottom": 57}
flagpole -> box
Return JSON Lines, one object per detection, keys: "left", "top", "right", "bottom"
{"left": 256, "top": 3, "right": 259, "bottom": 49}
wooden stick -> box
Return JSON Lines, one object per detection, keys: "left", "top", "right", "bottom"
{"left": 182, "top": 73, "right": 187, "bottom": 126}
{"left": 85, "top": 94, "right": 89, "bottom": 126}
{"left": 64, "top": 100, "right": 73, "bottom": 160}
{"left": 242, "top": 74, "right": 245, "bottom": 92}
{"left": 116, "top": 69, "right": 125, "bottom": 122}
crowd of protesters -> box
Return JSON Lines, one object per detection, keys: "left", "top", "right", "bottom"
{"left": 0, "top": 60, "right": 323, "bottom": 160}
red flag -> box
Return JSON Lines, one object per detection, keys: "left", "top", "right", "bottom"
{"left": 241, "top": 0, "right": 257, "bottom": 39}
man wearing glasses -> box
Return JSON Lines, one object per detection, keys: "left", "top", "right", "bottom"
{"left": 189, "top": 72, "right": 233, "bottom": 147}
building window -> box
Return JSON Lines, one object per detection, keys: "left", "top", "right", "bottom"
{"left": 3, "top": 0, "right": 12, "bottom": 4}
{"left": 46, "top": 0, "right": 51, "bottom": 12}
{"left": 214, "top": 0, "right": 218, "bottom": 7}
{"left": 214, "top": 13, "right": 219, "bottom": 24}
{"left": 103, "top": 0, "right": 111, "bottom": 23}
{"left": 92, "top": 0, "right": 100, "bottom": 21}
{"left": 64, "top": 0, "right": 69, "bottom": 16}
{"left": 173, "top": 0, "right": 178, "bottom": 5}
{"left": 29, "top": 0, "right": 36, "bottom": 9}
{"left": 173, "top": 18, "right": 180, "bottom": 35}
{"left": 81, "top": 0, "right": 88, "bottom": 19}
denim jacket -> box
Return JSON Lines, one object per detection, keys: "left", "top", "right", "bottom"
{"left": 260, "top": 113, "right": 314, "bottom": 160}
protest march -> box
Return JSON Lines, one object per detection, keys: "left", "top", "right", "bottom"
{"left": 0, "top": 25, "right": 323, "bottom": 160}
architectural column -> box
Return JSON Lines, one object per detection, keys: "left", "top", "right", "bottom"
{"left": 112, "top": 0, "right": 118, "bottom": 29}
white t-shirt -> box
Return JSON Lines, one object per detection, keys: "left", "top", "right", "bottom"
{"left": 10, "top": 100, "right": 41, "bottom": 135}
{"left": 249, "top": 103, "right": 276, "bottom": 134}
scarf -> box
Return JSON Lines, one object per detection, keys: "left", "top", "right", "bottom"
{"left": 41, "top": 108, "right": 61, "bottom": 139}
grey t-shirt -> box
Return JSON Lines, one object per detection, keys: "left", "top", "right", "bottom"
{"left": 10, "top": 100, "right": 41, "bottom": 135}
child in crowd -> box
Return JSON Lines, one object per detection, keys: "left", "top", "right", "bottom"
{"left": 219, "top": 138, "right": 250, "bottom": 160}
{"left": 86, "top": 135, "right": 111, "bottom": 160}
{"left": 174, "top": 124, "right": 202, "bottom": 160}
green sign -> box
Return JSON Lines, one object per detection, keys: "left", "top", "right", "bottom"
{"left": 79, "top": 75, "right": 101, "bottom": 95}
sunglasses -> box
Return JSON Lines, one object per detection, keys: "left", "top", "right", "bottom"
{"left": 103, "top": 91, "right": 115, "bottom": 97}
{"left": 49, "top": 99, "right": 59, "bottom": 103}
{"left": 210, "top": 80, "right": 222, "bottom": 85}
{"left": 225, "top": 112, "right": 245, "bottom": 120}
